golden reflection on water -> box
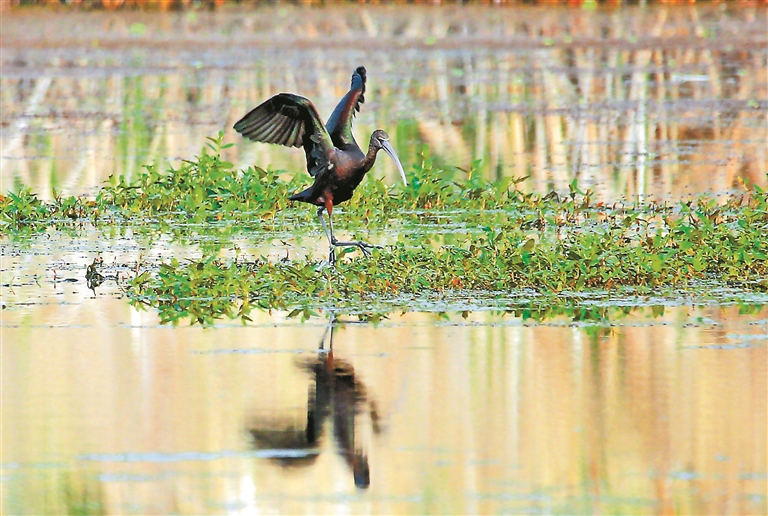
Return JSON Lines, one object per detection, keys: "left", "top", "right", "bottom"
{"left": 2, "top": 5, "right": 766, "bottom": 200}
{"left": 2, "top": 5, "right": 768, "bottom": 514}
{"left": 2, "top": 301, "right": 766, "bottom": 515}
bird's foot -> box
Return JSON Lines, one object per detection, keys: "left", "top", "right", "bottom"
{"left": 331, "top": 239, "right": 382, "bottom": 257}
{"left": 314, "top": 248, "right": 337, "bottom": 269}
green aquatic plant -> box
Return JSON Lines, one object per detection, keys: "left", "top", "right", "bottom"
{"left": 126, "top": 206, "right": 768, "bottom": 324}
{"left": 4, "top": 134, "right": 768, "bottom": 323}
{"left": 0, "top": 134, "right": 627, "bottom": 233}
{"left": 102, "top": 133, "right": 305, "bottom": 223}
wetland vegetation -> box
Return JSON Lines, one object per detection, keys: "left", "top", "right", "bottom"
{"left": 3, "top": 133, "right": 767, "bottom": 324}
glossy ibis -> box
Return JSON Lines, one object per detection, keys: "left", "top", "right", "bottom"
{"left": 233, "top": 66, "right": 407, "bottom": 265}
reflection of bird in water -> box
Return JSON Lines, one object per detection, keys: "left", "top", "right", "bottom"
{"left": 249, "top": 317, "right": 381, "bottom": 488}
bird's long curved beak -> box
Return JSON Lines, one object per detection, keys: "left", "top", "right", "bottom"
{"left": 381, "top": 140, "right": 408, "bottom": 186}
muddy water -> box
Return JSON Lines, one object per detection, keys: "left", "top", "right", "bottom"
{"left": 2, "top": 5, "right": 767, "bottom": 200}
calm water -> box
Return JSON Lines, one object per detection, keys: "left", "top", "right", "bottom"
{"left": 2, "top": 5, "right": 768, "bottom": 515}
{"left": 3, "top": 297, "right": 767, "bottom": 515}
{"left": 1, "top": 202, "right": 767, "bottom": 514}
{"left": 2, "top": 5, "right": 766, "bottom": 200}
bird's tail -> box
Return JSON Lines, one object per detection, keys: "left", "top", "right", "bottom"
{"left": 289, "top": 188, "right": 314, "bottom": 203}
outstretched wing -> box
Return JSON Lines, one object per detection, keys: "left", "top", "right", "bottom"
{"left": 233, "top": 93, "right": 335, "bottom": 178}
{"left": 325, "top": 66, "right": 366, "bottom": 149}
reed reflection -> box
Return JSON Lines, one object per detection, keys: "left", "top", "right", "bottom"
{"left": 2, "top": 6, "right": 765, "bottom": 201}
{"left": 248, "top": 317, "right": 381, "bottom": 488}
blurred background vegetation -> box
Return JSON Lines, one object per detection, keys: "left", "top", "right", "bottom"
{"left": 8, "top": 0, "right": 765, "bottom": 9}
{"left": 4, "top": 3, "right": 765, "bottom": 200}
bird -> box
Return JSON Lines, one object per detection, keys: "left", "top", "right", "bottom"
{"left": 233, "top": 66, "right": 407, "bottom": 265}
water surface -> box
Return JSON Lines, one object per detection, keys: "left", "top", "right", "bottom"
{"left": 2, "top": 5, "right": 767, "bottom": 515}
{"left": 3, "top": 301, "right": 766, "bottom": 514}
{"left": 2, "top": 5, "right": 766, "bottom": 200}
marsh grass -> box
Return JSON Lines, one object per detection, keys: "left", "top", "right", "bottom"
{"left": 3, "top": 134, "right": 767, "bottom": 324}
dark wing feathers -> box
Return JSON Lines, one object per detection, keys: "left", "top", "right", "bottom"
{"left": 233, "top": 94, "right": 308, "bottom": 148}
{"left": 308, "top": 135, "right": 333, "bottom": 178}
{"left": 286, "top": 120, "right": 303, "bottom": 147}
{"left": 233, "top": 93, "right": 335, "bottom": 177}
{"left": 274, "top": 117, "right": 297, "bottom": 146}
{"left": 235, "top": 66, "right": 368, "bottom": 178}
{"left": 257, "top": 119, "right": 285, "bottom": 143}
{"left": 325, "top": 66, "right": 366, "bottom": 148}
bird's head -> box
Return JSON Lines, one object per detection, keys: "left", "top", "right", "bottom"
{"left": 370, "top": 130, "right": 408, "bottom": 186}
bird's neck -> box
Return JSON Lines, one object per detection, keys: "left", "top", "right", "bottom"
{"left": 361, "top": 143, "right": 380, "bottom": 174}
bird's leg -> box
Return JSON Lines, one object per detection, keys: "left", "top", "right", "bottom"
{"left": 326, "top": 206, "right": 382, "bottom": 258}
{"left": 317, "top": 206, "right": 332, "bottom": 243}
{"left": 317, "top": 206, "right": 336, "bottom": 265}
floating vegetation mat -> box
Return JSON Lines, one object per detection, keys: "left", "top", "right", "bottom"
{"left": 3, "top": 135, "right": 767, "bottom": 324}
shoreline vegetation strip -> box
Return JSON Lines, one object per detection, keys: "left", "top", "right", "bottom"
{"left": 3, "top": 134, "right": 767, "bottom": 323}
